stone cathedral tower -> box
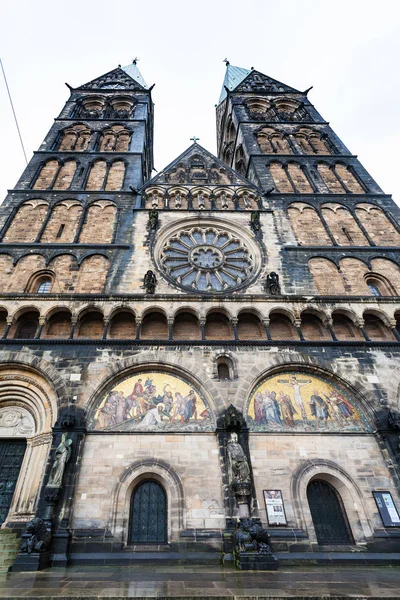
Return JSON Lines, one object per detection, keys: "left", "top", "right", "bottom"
{"left": 1, "top": 61, "right": 400, "bottom": 570}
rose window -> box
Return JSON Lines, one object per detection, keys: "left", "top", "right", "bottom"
{"left": 160, "top": 227, "right": 254, "bottom": 292}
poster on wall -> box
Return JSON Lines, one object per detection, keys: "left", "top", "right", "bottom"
{"left": 373, "top": 491, "right": 400, "bottom": 527}
{"left": 263, "top": 490, "right": 287, "bottom": 526}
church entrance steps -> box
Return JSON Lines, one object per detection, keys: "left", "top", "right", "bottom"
{"left": 0, "top": 530, "right": 20, "bottom": 573}
{"left": 0, "top": 564, "right": 400, "bottom": 598}
{"left": 69, "top": 550, "right": 221, "bottom": 566}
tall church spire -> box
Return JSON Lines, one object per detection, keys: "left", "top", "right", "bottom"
{"left": 218, "top": 62, "right": 251, "bottom": 104}
{"left": 122, "top": 59, "right": 148, "bottom": 89}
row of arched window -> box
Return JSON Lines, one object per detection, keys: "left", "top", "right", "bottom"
{"left": 268, "top": 161, "right": 366, "bottom": 194}
{"left": 257, "top": 127, "right": 337, "bottom": 156}
{"left": 56, "top": 124, "right": 131, "bottom": 152}
{"left": 0, "top": 254, "right": 109, "bottom": 294}
{"left": 2, "top": 308, "right": 398, "bottom": 343}
{"left": 143, "top": 187, "right": 261, "bottom": 210}
{"left": 308, "top": 257, "right": 400, "bottom": 296}
{"left": 2, "top": 199, "right": 117, "bottom": 244}
{"left": 287, "top": 202, "right": 400, "bottom": 247}
{"left": 72, "top": 95, "right": 136, "bottom": 120}
{"left": 32, "top": 159, "right": 126, "bottom": 191}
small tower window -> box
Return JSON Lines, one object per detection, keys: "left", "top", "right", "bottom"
{"left": 217, "top": 362, "right": 230, "bottom": 380}
{"left": 367, "top": 282, "right": 382, "bottom": 297}
{"left": 215, "top": 356, "right": 235, "bottom": 380}
{"left": 37, "top": 278, "right": 52, "bottom": 293}
{"left": 56, "top": 224, "right": 65, "bottom": 239}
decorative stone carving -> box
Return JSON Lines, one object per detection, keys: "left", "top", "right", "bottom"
{"left": 266, "top": 272, "right": 281, "bottom": 295}
{"left": 58, "top": 412, "right": 76, "bottom": 429}
{"left": 388, "top": 409, "right": 400, "bottom": 431}
{"left": 251, "top": 211, "right": 261, "bottom": 232}
{"left": 20, "top": 518, "right": 51, "bottom": 554}
{"left": 233, "top": 518, "right": 271, "bottom": 554}
{"left": 148, "top": 208, "right": 159, "bottom": 230}
{"left": 0, "top": 407, "right": 34, "bottom": 437}
{"left": 47, "top": 433, "right": 72, "bottom": 488}
{"left": 144, "top": 270, "right": 157, "bottom": 294}
{"left": 224, "top": 404, "right": 246, "bottom": 431}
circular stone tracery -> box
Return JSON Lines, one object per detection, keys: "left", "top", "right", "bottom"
{"left": 160, "top": 227, "right": 255, "bottom": 293}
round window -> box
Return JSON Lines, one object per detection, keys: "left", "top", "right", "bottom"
{"left": 159, "top": 225, "right": 257, "bottom": 293}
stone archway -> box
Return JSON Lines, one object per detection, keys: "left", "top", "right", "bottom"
{"left": 291, "top": 459, "right": 373, "bottom": 544}
{"left": 109, "top": 458, "right": 185, "bottom": 545}
{"left": 0, "top": 369, "right": 58, "bottom": 526}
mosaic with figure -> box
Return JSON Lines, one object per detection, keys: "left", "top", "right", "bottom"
{"left": 247, "top": 372, "right": 371, "bottom": 432}
{"left": 89, "top": 372, "right": 214, "bottom": 432}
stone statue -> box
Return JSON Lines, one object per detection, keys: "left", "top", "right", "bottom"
{"left": 227, "top": 432, "right": 250, "bottom": 486}
{"left": 48, "top": 433, "right": 72, "bottom": 488}
{"left": 144, "top": 270, "right": 157, "bottom": 294}
{"left": 20, "top": 518, "right": 51, "bottom": 554}
{"left": 148, "top": 208, "right": 159, "bottom": 230}
{"left": 251, "top": 211, "right": 261, "bottom": 232}
{"left": 233, "top": 518, "right": 271, "bottom": 554}
{"left": 266, "top": 272, "right": 281, "bottom": 295}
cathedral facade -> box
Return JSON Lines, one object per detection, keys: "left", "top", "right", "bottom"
{"left": 1, "top": 61, "right": 400, "bottom": 568}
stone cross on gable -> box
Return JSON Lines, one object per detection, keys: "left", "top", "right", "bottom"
{"left": 190, "top": 136, "right": 200, "bottom": 144}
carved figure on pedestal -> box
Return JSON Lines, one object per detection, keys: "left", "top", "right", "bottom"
{"left": 266, "top": 272, "right": 281, "bottom": 295}
{"left": 227, "top": 432, "right": 250, "bottom": 486}
{"left": 144, "top": 270, "right": 157, "bottom": 294}
{"left": 48, "top": 433, "right": 72, "bottom": 488}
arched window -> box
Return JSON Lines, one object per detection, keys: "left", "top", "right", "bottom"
{"left": 217, "top": 362, "right": 230, "bottom": 380}
{"left": 37, "top": 278, "right": 52, "bottom": 293}
{"left": 307, "top": 479, "right": 353, "bottom": 545}
{"left": 58, "top": 124, "right": 91, "bottom": 151}
{"left": 367, "top": 282, "right": 381, "bottom": 297}
{"left": 129, "top": 480, "right": 167, "bottom": 544}
{"left": 365, "top": 275, "right": 394, "bottom": 297}
{"left": 14, "top": 312, "right": 39, "bottom": 339}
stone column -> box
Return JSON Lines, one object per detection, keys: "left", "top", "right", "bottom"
{"left": 6, "top": 432, "right": 53, "bottom": 526}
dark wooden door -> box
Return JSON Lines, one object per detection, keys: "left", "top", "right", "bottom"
{"left": 0, "top": 440, "right": 26, "bottom": 525}
{"left": 130, "top": 480, "right": 167, "bottom": 544}
{"left": 307, "top": 479, "right": 353, "bottom": 544}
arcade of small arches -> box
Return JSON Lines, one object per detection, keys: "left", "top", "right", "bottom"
{"left": 2, "top": 199, "right": 117, "bottom": 244}
{"left": 245, "top": 96, "right": 310, "bottom": 122}
{"left": 31, "top": 158, "right": 126, "bottom": 191}
{"left": 55, "top": 124, "right": 132, "bottom": 153}
{"left": 287, "top": 201, "right": 400, "bottom": 247}
{"left": 256, "top": 126, "right": 338, "bottom": 156}
{"left": 142, "top": 186, "right": 261, "bottom": 210}
{"left": 308, "top": 256, "right": 400, "bottom": 297}
{"left": 0, "top": 305, "right": 399, "bottom": 343}
{"left": 0, "top": 253, "right": 109, "bottom": 294}
{"left": 268, "top": 160, "right": 367, "bottom": 195}
{"left": 72, "top": 95, "right": 137, "bottom": 119}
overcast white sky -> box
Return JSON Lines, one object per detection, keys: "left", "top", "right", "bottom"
{"left": 1, "top": 0, "right": 400, "bottom": 202}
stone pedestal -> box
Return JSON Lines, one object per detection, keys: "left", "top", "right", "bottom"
{"left": 11, "top": 551, "right": 51, "bottom": 572}
{"left": 235, "top": 550, "right": 279, "bottom": 570}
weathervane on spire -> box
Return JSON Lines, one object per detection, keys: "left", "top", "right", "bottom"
{"left": 223, "top": 58, "right": 230, "bottom": 66}
{"left": 132, "top": 57, "right": 139, "bottom": 64}
{"left": 190, "top": 136, "right": 200, "bottom": 144}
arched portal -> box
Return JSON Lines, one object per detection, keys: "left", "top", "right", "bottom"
{"left": 307, "top": 479, "right": 353, "bottom": 544}
{"left": 0, "top": 369, "right": 58, "bottom": 526}
{"left": 129, "top": 480, "right": 167, "bottom": 544}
